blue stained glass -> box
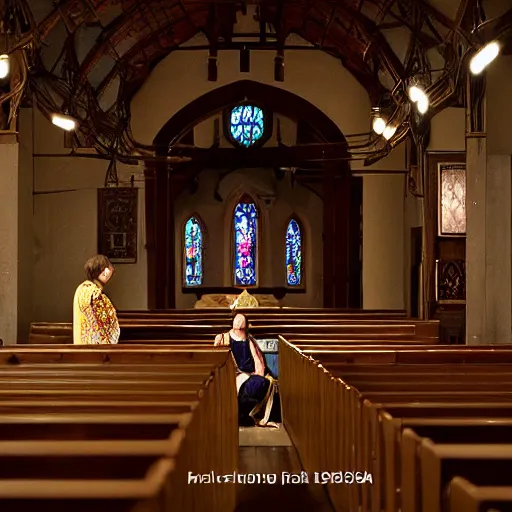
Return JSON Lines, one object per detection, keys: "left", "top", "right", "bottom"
{"left": 234, "top": 202, "right": 257, "bottom": 286}
{"left": 230, "top": 105, "right": 265, "bottom": 147}
{"left": 184, "top": 216, "right": 203, "bottom": 286}
{"left": 286, "top": 219, "right": 302, "bottom": 286}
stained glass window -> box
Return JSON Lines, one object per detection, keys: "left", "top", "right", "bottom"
{"left": 229, "top": 104, "right": 265, "bottom": 148}
{"left": 439, "top": 164, "right": 466, "bottom": 235}
{"left": 184, "top": 216, "right": 203, "bottom": 286}
{"left": 286, "top": 219, "right": 303, "bottom": 286}
{"left": 234, "top": 200, "right": 258, "bottom": 286}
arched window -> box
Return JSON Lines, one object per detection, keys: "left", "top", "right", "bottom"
{"left": 286, "top": 218, "right": 303, "bottom": 286}
{"left": 233, "top": 197, "right": 258, "bottom": 286}
{"left": 184, "top": 216, "right": 203, "bottom": 286}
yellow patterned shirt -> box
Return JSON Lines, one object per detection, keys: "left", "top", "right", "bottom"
{"left": 73, "top": 280, "right": 120, "bottom": 344}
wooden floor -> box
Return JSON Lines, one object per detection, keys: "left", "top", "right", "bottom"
{"left": 235, "top": 427, "right": 334, "bottom": 511}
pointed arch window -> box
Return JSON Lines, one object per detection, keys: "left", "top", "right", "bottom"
{"left": 233, "top": 196, "right": 258, "bottom": 286}
{"left": 286, "top": 218, "right": 303, "bottom": 286}
{"left": 184, "top": 216, "right": 204, "bottom": 286}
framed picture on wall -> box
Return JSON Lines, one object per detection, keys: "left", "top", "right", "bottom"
{"left": 98, "top": 187, "right": 138, "bottom": 263}
{"left": 437, "top": 163, "right": 466, "bottom": 236}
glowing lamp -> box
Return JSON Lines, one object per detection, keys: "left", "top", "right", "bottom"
{"left": 470, "top": 41, "right": 500, "bottom": 75}
{"left": 372, "top": 116, "right": 386, "bottom": 135}
{"left": 383, "top": 125, "right": 397, "bottom": 140}
{"left": 0, "top": 55, "right": 9, "bottom": 80}
{"left": 51, "top": 113, "right": 78, "bottom": 131}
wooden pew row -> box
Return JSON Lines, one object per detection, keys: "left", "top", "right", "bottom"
{"left": 419, "top": 441, "right": 512, "bottom": 512}
{"left": 278, "top": 339, "right": 512, "bottom": 512}
{"left": 0, "top": 346, "right": 232, "bottom": 364}
{"left": 118, "top": 310, "right": 411, "bottom": 324}
{"left": 28, "top": 317, "right": 438, "bottom": 344}
{"left": 301, "top": 348, "right": 512, "bottom": 364}
{"left": 367, "top": 401, "right": 512, "bottom": 511}
{"left": 332, "top": 370, "right": 512, "bottom": 512}
{"left": 27, "top": 335, "right": 438, "bottom": 345}
{"left": 119, "top": 308, "right": 408, "bottom": 316}
{"left": 117, "top": 317, "right": 419, "bottom": 324}
{"left": 117, "top": 319, "right": 436, "bottom": 329}
{"left": 446, "top": 476, "right": 512, "bottom": 512}
{"left": 30, "top": 319, "right": 438, "bottom": 329}
{"left": 319, "top": 354, "right": 512, "bottom": 512}
{"left": 0, "top": 347, "right": 237, "bottom": 512}
{"left": 400, "top": 426, "right": 512, "bottom": 512}
{"left": 0, "top": 346, "right": 236, "bottom": 510}
{"left": 356, "top": 390, "right": 512, "bottom": 511}
{"left": 341, "top": 362, "right": 512, "bottom": 512}
{"left": 119, "top": 334, "right": 438, "bottom": 344}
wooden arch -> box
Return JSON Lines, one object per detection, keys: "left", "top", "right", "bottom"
{"left": 153, "top": 80, "right": 348, "bottom": 149}
{"left": 146, "top": 80, "right": 359, "bottom": 308}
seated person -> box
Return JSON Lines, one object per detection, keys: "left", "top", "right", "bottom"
{"left": 215, "top": 313, "right": 280, "bottom": 427}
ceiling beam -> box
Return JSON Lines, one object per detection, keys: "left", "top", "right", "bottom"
{"left": 168, "top": 142, "right": 361, "bottom": 169}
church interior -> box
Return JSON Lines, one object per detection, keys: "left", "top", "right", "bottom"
{"left": 0, "top": 0, "right": 512, "bottom": 510}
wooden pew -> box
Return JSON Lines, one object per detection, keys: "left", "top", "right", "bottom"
{"left": 0, "top": 458, "right": 175, "bottom": 512}
{"left": 278, "top": 338, "right": 512, "bottom": 512}
{"left": 446, "top": 476, "right": 512, "bottom": 512}
{"left": 119, "top": 307, "right": 408, "bottom": 317}
{"left": 341, "top": 369, "right": 512, "bottom": 512}
{"left": 0, "top": 413, "right": 191, "bottom": 440}
{"left": 400, "top": 425, "right": 512, "bottom": 512}
{"left": 0, "top": 358, "right": 228, "bottom": 510}
{"left": 28, "top": 312, "right": 437, "bottom": 344}
{"left": 0, "top": 346, "right": 237, "bottom": 512}
{"left": 420, "top": 441, "right": 512, "bottom": 512}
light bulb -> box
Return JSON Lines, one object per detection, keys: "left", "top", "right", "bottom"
{"left": 470, "top": 41, "right": 500, "bottom": 75}
{"left": 51, "top": 113, "right": 78, "bottom": 131}
{"left": 417, "top": 95, "right": 429, "bottom": 114}
{"left": 383, "top": 125, "right": 396, "bottom": 140}
{"left": 372, "top": 117, "right": 386, "bottom": 135}
{"left": 408, "top": 85, "right": 423, "bottom": 103}
{"left": 0, "top": 55, "right": 9, "bottom": 80}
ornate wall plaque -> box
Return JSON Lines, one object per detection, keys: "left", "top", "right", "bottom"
{"left": 438, "top": 163, "right": 466, "bottom": 236}
{"left": 436, "top": 259, "right": 466, "bottom": 302}
{"left": 98, "top": 187, "right": 138, "bottom": 263}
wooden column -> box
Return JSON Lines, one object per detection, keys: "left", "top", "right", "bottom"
{"left": 154, "top": 165, "right": 169, "bottom": 308}
{"left": 334, "top": 167, "right": 350, "bottom": 307}
{"left": 323, "top": 165, "right": 335, "bottom": 307}
{"left": 144, "top": 164, "right": 157, "bottom": 309}
{"left": 0, "top": 139, "right": 18, "bottom": 344}
{"left": 348, "top": 177, "right": 363, "bottom": 308}
{"left": 465, "top": 74, "right": 487, "bottom": 344}
{"left": 146, "top": 161, "right": 184, "bottom": 309}
{"left": 166, "top": 171, "right": 176, "bottom": 309}
{"left": 146, "top": 163, "right": 175, "bottom": 309}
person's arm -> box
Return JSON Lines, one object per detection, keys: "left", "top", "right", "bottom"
{"left": 249, "top": 338, "right": 265, "bottom": 376}
{"left": 91, "top": 293, "right": 120, "bottom": 344}
{"left": 214, "top": 332, "right": 229, "bottom": 347}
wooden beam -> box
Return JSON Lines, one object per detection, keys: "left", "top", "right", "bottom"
{"left": 168, "top": 142, "right": 353, "bottom": 169}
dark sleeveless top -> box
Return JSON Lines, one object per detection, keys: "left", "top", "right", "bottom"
{"left": 229, "top": 334, "right": 255, "bottom": 374}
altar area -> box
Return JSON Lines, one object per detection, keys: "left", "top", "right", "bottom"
{"left": 193, "top": 290, "right": 280, "bottom": 309}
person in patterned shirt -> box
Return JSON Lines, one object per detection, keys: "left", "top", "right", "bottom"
{"left": 73, "top": 254, "right": 120, "bottom": 344}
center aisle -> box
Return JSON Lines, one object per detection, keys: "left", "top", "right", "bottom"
{"left": 235, "top": 426, "right": 334, "bottom": 511}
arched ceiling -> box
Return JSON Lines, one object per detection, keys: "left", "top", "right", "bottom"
{"left": 5, "top": 0, "right": 512, "bottom": 162}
